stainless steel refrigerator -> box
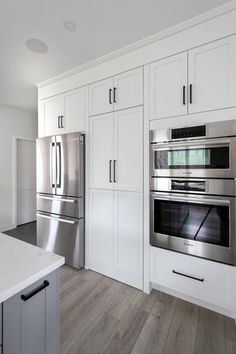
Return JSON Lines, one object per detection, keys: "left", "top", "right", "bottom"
{"left": 36, "top": 132, "right": 85, "bottom": 269}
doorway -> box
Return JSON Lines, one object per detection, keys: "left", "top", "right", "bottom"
{"left": 16, "top": 138, "right": 36, "bottom": 226}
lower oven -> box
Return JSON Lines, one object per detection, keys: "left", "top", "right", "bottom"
{"left": 150, "top": 178, "right": 236, "bottom": 265}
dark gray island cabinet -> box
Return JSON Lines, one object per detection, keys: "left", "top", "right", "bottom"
{"left": 0, "top": 233, "right": 64, "bottom": 354}
{"left": 1, "top": 270, "right": 59, "bottom": 354}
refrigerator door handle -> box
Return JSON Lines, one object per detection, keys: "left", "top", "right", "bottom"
{"left": 56, "top": 142, "right": 61, "bottom": 188}
{"left": 37, "top": 213, "right": 77, "bottom": 224}
{"left": 50, "top": 142, "right": 56, "bottom": 188}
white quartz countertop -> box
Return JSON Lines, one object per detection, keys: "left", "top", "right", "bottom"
{"left": 0, "top": 233, "right": 65, "bottom": 303}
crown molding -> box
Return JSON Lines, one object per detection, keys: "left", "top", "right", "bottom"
{"left": 37, "top": 0, "right": 236, "bottom": 88}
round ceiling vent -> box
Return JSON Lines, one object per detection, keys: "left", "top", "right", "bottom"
{"left": 25, "top": 38, "right": 48, "bottom": 54}
{"left": 64, "top": 20, "right": 77, "bottom": 31}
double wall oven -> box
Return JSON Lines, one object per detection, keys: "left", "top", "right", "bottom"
{"left": 150, "top": 121, "right": 236, "bottom": 265}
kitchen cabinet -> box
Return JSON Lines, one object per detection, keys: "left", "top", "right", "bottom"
{"left": 90, "top": 106, "right": 143, "bottom": 192}
{"left": 3, "top": 270, "right": 59, "bottom": 354}
{"left": 39, "top": 87, "right": 86, "bottom": 137}
{"left": 89, "top": 189, "right": 143, "bottom": 289}
{"left": 114, "top": 107, "right": 143, "bottom": 192}
{"left": 63, "top": 88, "right": 86, "bottom": 133}
{"left": 43, "top": 96, "right": 63, "bottom": 136}
{"left": 150, "top": 247, "right": 236, "bottom": 313}
{"left": 150, "top": 34, "right": 236, "bottom": 120}
{"left": 89, "top": 189, "right": 114, "bottom": 278}
{"left": 149, "top": 52, "right": 188, "bottom": 119}
{"left": 88, "top": 77, "right": 114, "bottom": 116}
{"left": 188, "top": 36, "right": 236, "bottom": 114}
{"left": 89, "top": 106, "right": 143, "bottom": 288}
{"left": 88, "top": 67, "right": 143, "bottom": 116}
{"left": 89, "top": 112, "right": 114, "bottom": 190}
{"left": 113, "top": 67, "right": 143, "bottom": 111}
{"left": 114, "top": 191, "right": 143, "bottom": 288}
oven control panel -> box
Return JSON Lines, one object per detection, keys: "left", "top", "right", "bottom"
{"left": 171, "top": 180, "right": 206, "bottom": 192}
{"left": 171, "top": 125, "right": 206, "bottom": 140}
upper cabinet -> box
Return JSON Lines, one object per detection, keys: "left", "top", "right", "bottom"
{"left": 149, "top": 52, "right": 188, "bottom": 119}
{"left": 188, "top": 36, "right": 236, "bottom": 114}
{"left": 88, "top": 77, "right": 114, "bottom": 116}
{"left": 88, "top": 67, "right": 143, "bottom": 116}
{"left": 89, "top": 106, "right": 143, "bottom": 192}
{"left": 149, "top": 34, "right": 236, "bottom": 120}
{"left": 39, "top": 86, "right": 86, "bottom": 137}
{"left": 43, "top": 96, "right": 63, "bottom": 136}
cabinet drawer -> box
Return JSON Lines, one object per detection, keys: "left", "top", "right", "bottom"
{"left": 150, "top": 247, "right": 231, "bottom": 309}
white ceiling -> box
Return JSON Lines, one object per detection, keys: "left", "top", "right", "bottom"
{"left": 0, "top": 0, "right": 232, "bottom": 113}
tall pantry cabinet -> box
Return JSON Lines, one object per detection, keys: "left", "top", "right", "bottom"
{"left": 88, "top": 67, "right": 144, "bottom": 289}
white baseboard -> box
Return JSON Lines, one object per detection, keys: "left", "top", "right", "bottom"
{"left": 151, "top": 282, "right": 236, "bottom": 319}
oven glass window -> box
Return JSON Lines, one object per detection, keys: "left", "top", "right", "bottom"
{"left": 154, "top": 199, "right": 229, "bottom": 247}
{"left": 154, "top": 146, "right": 229, "bottom": 169}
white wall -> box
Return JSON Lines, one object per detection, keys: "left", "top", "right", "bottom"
{"left": 0, "top": 104, "right": 37, "bottom": 232}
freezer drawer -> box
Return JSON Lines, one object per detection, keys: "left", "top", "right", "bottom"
{"left": 37, "top": 194, "right": 84, "bottom": 219}
{"left": 37, "top": 212, "right": 84, "bottom": 269}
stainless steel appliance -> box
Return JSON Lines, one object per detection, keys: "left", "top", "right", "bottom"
{"left": 150, "top": 121, "right": 236, "bottom": 178}
{"left": 36, "top": 132, "right": 85, "bottom": 269}
{"left": 150, "top": 120, "right": 236, "bottom": 265}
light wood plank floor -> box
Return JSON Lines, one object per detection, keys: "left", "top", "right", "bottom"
{"left": 60, "top": 266, "right": 236, "bottom": 354}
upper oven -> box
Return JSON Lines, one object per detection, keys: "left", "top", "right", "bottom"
{"left": 150, "top": 121, "right": 236, "bottom": 178}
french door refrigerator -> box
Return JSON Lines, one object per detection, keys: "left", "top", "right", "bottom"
{"left": 36, "top": 132, "right": 85, "bottom": 269}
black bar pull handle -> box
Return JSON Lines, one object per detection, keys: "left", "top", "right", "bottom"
{"left": 21, "top": 280, "right": 49, "bottom": 302}
{"left": 183, "top": 85, "right": 186, "bottom": 105}
{"left": 173, "top": 270, "right": 204, "bottom": 282}
{"left": 113, "top": 160, "right": 117, "bottom": 183}
{"left": 58, "top": 116, "right": 61, "bottom": 128}
{"left": 60, "top": 115, "right": 64, "bottom": 128}
{"left": 109, "top": 89, "right": 112, "bottom": 104}
{"left": 109, "top": 160, "right": 112, "bottom": 182}
{"left": 189, "top": 84, "right": 193, "bottom": 104}
{"left": 113, "top": 87, "right": 117, "bottom": 103}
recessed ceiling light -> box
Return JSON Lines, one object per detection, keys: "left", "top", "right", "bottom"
{"left": 64, "top": 20, "right": 77, "bottom": 31}
{"left": 25, "top": 38, "right": 48, "bottom": 54}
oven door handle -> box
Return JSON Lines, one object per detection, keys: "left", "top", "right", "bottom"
{"left": 152, "top": 194, "right": 230, "bottom": 206}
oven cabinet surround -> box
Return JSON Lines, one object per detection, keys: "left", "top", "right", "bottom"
{"left": 88, "top": 67, "right": 143, "bottom": 116}
{"left": 88, "top": 106, "right": 144, "bottom": 289}
{"left": 2, "top": 270, "right": 59, "bottom": 354}
{"left": 150, "top": 247, "right": 236, "bottom": 317}
{"left": 149, "top": 34, "right": 236, "bottom": 120}
{"left": 38, "top": 86, "right": 86, "bottom": 137}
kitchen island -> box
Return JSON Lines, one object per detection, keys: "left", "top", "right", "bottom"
{"left": 0, "top": 232, "right": 64, "bottom": 354}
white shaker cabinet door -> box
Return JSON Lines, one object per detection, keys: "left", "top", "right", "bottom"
{"left": 43, "top": 96, "right": 63, "bottom": 136}
{"left": 89, "top": 77, "right": 114, "bottom": 116}
{"left": 63, "top": 87, "right": 86, "bottom": 133}
{"left": 188, "top": 35, "right": 236, "bottom": 114}
{"left": 89, "top": 113, "right": 114, "bottom": 190}
{"left": 114, "top": 106, "right": 143, "bottom": 192}
{"left": 149, "top": 52, "right": 188, "bottom": 120}
{"left": 113, "top": 67, "right": 143, "bottom": 111}
{"left": 114, "top": 191, "right": 143, "bottom": 289}
{"left": 89, "top": 189, "right": 114, "bottom": 278}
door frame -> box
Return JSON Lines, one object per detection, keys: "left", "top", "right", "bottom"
{"left": 13, "top": 136, "right": 36, "bottom": 227}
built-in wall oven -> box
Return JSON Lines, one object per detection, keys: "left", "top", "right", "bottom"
{"left": 150, "top": 120, "right": 236, "bottom": 265}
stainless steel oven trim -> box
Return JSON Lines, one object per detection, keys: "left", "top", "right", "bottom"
{"left": 150, "top": 191, "right": 236, "bottom": 265}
